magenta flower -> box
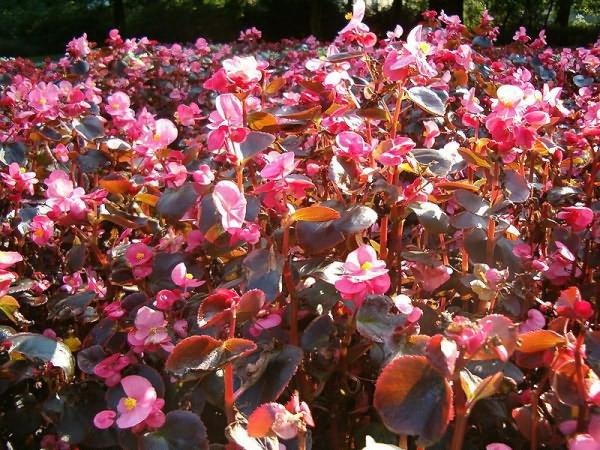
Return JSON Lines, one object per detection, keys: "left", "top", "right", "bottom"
{"left": 555, "top": 286, "right": 593, "bottom": 321}
{"left": 93, "top": 375, "right": 165, "bottom": 429}
{"left": 125, "top": 243, "right": 153, "bottom": 267}
{"left": 207, "top": 94, "right": 248, "bottom": 151}
{"left": 154, "top": 289, "right": 180, "bottom": 310}
{"left": 171, "top": 262, "right": 204, "bottom": 289}
{"left": 176, "top": 102, "right": 201, "bottom": 126}
{"left": 557, "top": 206, "right": 594, "bottom": 232}
{"left": 127, "top": 306, "right": 173, "bottom": 353}
{"left": 1, "top": 163, "right": 38, "bottom": 195}
{"left": 94, "top": 353, "right": 130, "bottom": 387}
{"left": 105, "top": 91, "right": 131, "bottom": 117}
{"left": 30, "top": 215, "right": 54, "bottom": 246}
{"left": 334, "top": 245, "right": 391, "bottom": 306}
{"left": 213, "top": 180, "right": 247, "bottom": 232}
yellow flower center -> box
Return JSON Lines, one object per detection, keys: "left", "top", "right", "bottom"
{"left": 34, "top": 228, "right": 45, "bottom": 237}
{"left": 418, "top": 42, "right": 431, "bottom": 54}
{"left": 123, "top": 397, "right": 137, "bottom": 411}
{"left": 185, "top": 273, "right": 194, "bottom": 280}
{"left": 111, "top": 103, "right": 120, "bottom": 109}
{"left": 19, "top": 167, "right": 26, "bottom": 174}
{"left": 361, "top": 261, "right": 373, "bottom": 271}
{"left": 153, "top": 133, "right": 162, "bottom": 142}
{"left": 135, "top": 252, "right": 145, "bottom": 260}
{"left": 345, "top": 12, "right": 353, "bottom": 20}
{"left": 38, "top": 98, "right": 47, "bottom": 105}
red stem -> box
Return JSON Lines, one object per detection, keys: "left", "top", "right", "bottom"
{"left": 224, "top": 306, "right": 237, "bottom": 424}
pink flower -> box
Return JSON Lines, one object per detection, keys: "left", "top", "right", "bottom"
{"left": 422, "top": 120, "right": 440, "bottom": 148}
{"left": 94, "top": 354, "right": 130, "bottom": 387}
{"left": 192, "top": 165, "right": 215, "bottom": 185}
{"left": 93, "top": 375, "right": 165, "bottom": 429}
{"left": 334, "top": 131, "right": 370, "bottom": 161}
{"left": 393, "top": 294, "right": 423, "bottom": 323}
{"left": 513, "top": 26, "right": 530, "bottom": 43}
{"left": 260, "top": 152, "right": 296, "bottom": 180}
{"left": 45, "top": 170, "right": 87, "bottom": 218}
{"left": 0, "top": 251, "right": 23, "bottom": 269}
{"left": 176, "top": 102, "right": 201, "bottom": 126}
{"left": 249, "top": 311, "right": 282, "bottom": 337}
{"left": 338, "top": 0, "right": 377, "bottom": 47}
{"left": 125, "top": 243, "right": 153, "bottom": 279}
{"left": 518, "top": 309, "right": 546, "bottom": 333}
{"left": 154, "top": 289, "right": 180, "bottom": 310}
{"left": 222, "top": 55, "right": 262, "bottom": 86}
{"left": 555, "top": 286, "right": 593, "bottom": 321}
{"left": 53, "top": 144, "right": 70, "bottom": 163}
{"left": 207, "top": 94, "right": 248, "bottom": 151}
{"left": 105, "top": 91, "right": 131, "bottom": 117}
{"left": 487, "top": 444, "right": 512, "bottom": 450}
{"left": 30, "top": 215, "right": 54, "bottom": 246}
{"left": 164, "top": 162, "right": 188, "bottom": 188}
{"left": 104, "top": 301, "right": 125, "bottom": 319}
{"left": 0, "top": 270, "right": 16, "bottom": 298}
{"left": 28, "top": 82, "right": 60, "bottom": 113}
{"left": 375, "top": 137, "right": 416, "bottom": 166}
{"left": 171, "top": 262, "right": 204, "bottom": 289}
{"left": 152, "top": 118, "right": 178, "bottom": 148}
{"left": 557, "top": 206, "right": 594, "bottom": 232}
{"left": 128, "top": 306, "right": 174, "bottom": 353}
{"left": 213, "top": 180, "right": 247, "bottom": 232}
{"left": 335, "top": 245, "right": 391, "bottom": 306}
{"left": 1, "top": 163, "right": 38, "bottom": 195}
{"left": 386, "top": 25, "right": 437, "bottom": 78}
{"left": 410, "top": 263, "right": 452, "bottom": 292}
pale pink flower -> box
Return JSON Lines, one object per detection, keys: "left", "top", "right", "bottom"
{"left": 171, "top": 262, "right": 204, "bottom": 289}
{"left": 213, "top": 180, "right": 247, "bottom": 232}
{"left": 176, "top": 102, "right": 201, "bottom": 126}
{"left": 422, "top": 120, "right": 440, "bottom": 148}
{"left": 128, "top": 306, "right": 174, "bottom": 353}
{"left": 334, "top": 131, "right": 370, "bottom": 161}
{"left": 192, "top": 164, "right": 215, "bottom": 185}
{"left": 28, "top": 82, "right": 60, "bottom": 113}
{"left": 222, "top": 55, "right": 262, "bottom": 86}
{"left": 151, "top": 118, "right": 178, "bottom": 148}
{"left": 105, "top": 91, "right": 131, "bottom": 117}
{"left": 260, "top": 152, "right": 296, "bottom": 180}
{"left": 0, "top": 270, "right": 17, "bottom": 297}
{"left": 518, "top": 309, "right": 546, "bottom": 333}
{"left": 207, "top": 94, "right": 248, "bottom": 151}
{"left": 386, "top": 25, "right": 437, "bottom": 78}
{"left": 0, "top": 251, "right": 23, "bottom": 269}
{"left": 44, "top": 170, "right": 87, "bottom": 217}
{"left": 53, "top": 144, "right": 70, "bottom": 163}
{"left": 393, "top": 294, "right": 423, "bottom": 323}
{"left": 93, "top": 375, "right": 165, "bottom": 429}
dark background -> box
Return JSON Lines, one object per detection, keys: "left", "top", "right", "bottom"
{"left": 0, "top": 0, "right": 598, "bottom": 57}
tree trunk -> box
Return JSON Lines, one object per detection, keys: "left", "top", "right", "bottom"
{"left": 428, "top": 0, "right": 463, "bottom": 17}
{"left": 554, "top": 0, "right": 573, "bottom": 27}
{"left": 112, "top": 0, "right": 125, "bottom": 30}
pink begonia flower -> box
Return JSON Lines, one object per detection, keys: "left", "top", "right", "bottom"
{"left": 335, "top": 131, "right": 371, "bottom": 161}
{"left": 237, "top": 223, "right": 261, "bottom": 245}
{"left": 410, "top": 263, "right": 452, "bottom": 292}
{"left": 176, "top": 102, "right": 201, "bottom": 126}
{"left": 0, "top": 270, "right": 16, "bottom": 298}
{"left": 561, "top": 415, "right": 600, "bottom": 449}
{"left": 386, "top": 25, "right": 437, "bottom": 78}
{"left": 207, "top": 93, "right": 248, "bottom": 151}
{"left": 53, "top": 143, "right": 70, "bottom": 163}
{"left": 171, "top": 262, "right": 204, "bottom": 289}
{"left": 104, "top": 301, "right": 125, "bottom": 319}
{"left": 518, "top": 309, "right": 546, "bottom": 333}
{"left": 164, "top": 162, "right": 188, "bottom": 188}
{"left": 28, "top": 82, "right": 60, "bottom": 113}
{"left": 151, "top": 118, "right": 178, "bottom": 148}
{"left": 1, "top": 163, "right": 38, "bottom": 195}
{"left": 213, "top": 180, "right": 247, "bottom": 231}
{"left": 555, "top": 286, "right": 593, "bottom": 321}
{"left": 86, "top": 268, "right": 107, "bottom": 298}
{"left": 249, "top": 311, "right": 282, "bottom": 337}
{"left": 192, "top": 164, "right": 215, "bottom": 185}
{"left": 513, "top": 26, "right": 530, "bottom": 43}
{"left": 545, "top": 241, "right": 581, "bottom": 285}
{"left": 222, "top": 55, "right": 262, "bottom": 86}
{"left": 94, "top": 354, "right": 130, "bottom": 387}
{"left": 0, "top": 251, "right": 23, "bottom": 269}
{"left": 486, "top": 444, "right": 512, "bottom": 450}
{"left": 392, "top": 294, "right": 423, "bottom": 323}
{"left": 105, "top": 91, "right": 131, "bottom": 117}
{"left": 557, "top": 206, "right": 594, "bottom": 232}
{"left": 154, "top": 289, "right": 180, "bottom": 310}
{"left": 125, "top": 243, "right": 153, "bottom": 279}
{"left": 62, "top": 271, "right": 83, "bottom": 294}
{"left": 173, "top": 319, "right": 188, "bottom": 338}
{"left": 30, "top": 215, "right": 54, "bottom": 246}
{"left": 375, "top": 137, "right": 416, "bottom": 166}
{"left": 338, "top": 0, "right": 377, "bottom": 47}
{"left": 93, "top": 375, "right": 165, "bottom": 429}
{"left": 45, "top": 170, "right": 87, "bottom": 217}
{"left": 260, "top": 152, "right": 296, "bottom": 180}
{"left": 335, "top": 245, "right": 391, "bottom": 306}
{"left": 128, "top": 306, "right": 173, "bottom": 353}
{"left": 185, "top": 230, "right": 205, "bottom": 252}
{"left": 67, "top": 34, "right": 90, "bottom": 57}
{"left": 422, "top": 120, "right": 440, "bottom": 148}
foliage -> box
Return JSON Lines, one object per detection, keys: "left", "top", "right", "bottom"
{"left": 0, "top": 3, "right": 599, "bottom": 450}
